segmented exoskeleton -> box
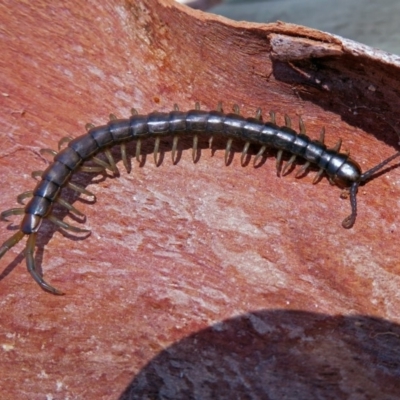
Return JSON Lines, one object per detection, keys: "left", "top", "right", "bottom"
{"left": 1, "top": 102, "right": 399, "bottom": 294}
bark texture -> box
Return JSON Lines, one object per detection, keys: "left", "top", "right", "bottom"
{"left": 1, "top": 0, "right": 400, "bottom": 398}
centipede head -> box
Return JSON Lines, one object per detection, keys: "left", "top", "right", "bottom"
{"left": 341, "top": 150, "right": 400, "bottom": 229}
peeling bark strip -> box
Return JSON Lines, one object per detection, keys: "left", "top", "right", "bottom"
{"left": 269, "top": 34, "right": 343, "bottom": 61}
{"left": 1, "top": 103, "right": 400, "bottom": 294}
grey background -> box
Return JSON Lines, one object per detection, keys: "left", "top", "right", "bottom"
{"left": 206, "top": 0, "right": 400, "bottom": 55}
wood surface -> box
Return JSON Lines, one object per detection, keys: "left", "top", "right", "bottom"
{"left": 1, "top": 0, "right": 400, "bottom": 398}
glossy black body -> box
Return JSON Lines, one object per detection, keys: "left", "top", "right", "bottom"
{"left": 20, "top": 110, "right": 362, "bottom": 234}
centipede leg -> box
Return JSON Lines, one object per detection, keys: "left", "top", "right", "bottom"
{"left": 17, "top": 191, "right": 34, "bottom": 205}
{"left": 284, "top": 114, "right": 292, "bottom": 128}
{"left": 313, "top": 168, "right": 325, "bottom": 184}
{"left": 32, "top": 170, "right": 43, "bottom": 179}
{"left": 47, "top": 215, "right": 90, "bottom": 233}
{"left": 58, "top": 136, "right": 73, "bottom": 150}
{"left": 56, "top": 197, "right": 84, "bottom": 217}
{"left": 225, "top": 138, "right": 233, "bottom": 165}
{"left": 282, "top": 154, "right": 297, "bottom": 175}
{"left": 91, "top": 156, "right": 113, "bottom": 171}
{"left": 1, "top": 208, "right": 25, "bottom": 220}
{"left": 40, "top": 148, "right": 58, "bottom": 158}
{"left": 192, "top": 135, "right": 198, "bottom": 163}
{"left": 241, "top": 142, "right": 250, "bottom": 165}
{"left": 331, "top": 139, "right": 342, "bottom": 152}
{"left": 318, "top": 127, "right": 325, "bottom": 144}
{"left": 66, "top": 182, "right": 96, "bottom": 200}
{"left": 104, "top": 149, "right": 118, "bottom": 173}
{"left": 154, "top": 137, "right": 160, "bottom": 165}
{"left": 136, "top": 139, "right": 142, "bottom": 163}
{"left": 121, "top": 143, "right": 130, "bottom": 172}
{"left": 172, "top": 135, "right": 179, "bottom": 164}
{"left": 79, "top": 165, "right": 105, "bottom": 173}
{"left": 26, "top": 233, "right": 64, "bottom": 295}
{"left": 254, "top": 145, "right": 266, "bottom": 166}
{"left": 0, "top": 230, "right": 25, "bottom": 258}
{"left": 299, "top": 117, "right": 306, "bottom": 134}
{"left": 276, "top": 150, "right": 283, "bottom": 176}
{"left": 295, "top": 161, "right": 311, "bottom": 178}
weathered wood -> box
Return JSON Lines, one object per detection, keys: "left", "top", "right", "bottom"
{"left": 1, "top": 0, "right": 399, "bottom": 398}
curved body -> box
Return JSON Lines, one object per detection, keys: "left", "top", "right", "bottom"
{"left": 1, "top": 105, "right": 398, "bottom": 294}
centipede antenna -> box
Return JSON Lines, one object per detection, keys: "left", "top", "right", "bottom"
{"left": 284, "top": 114, "right": 292, "bottom": 128}
{"left": 269, "top": 111, "right": 276, "bottom": 124}
{"left": 17, "top": 191, "right": 34, "bottom": 205}
{"left": 40, "top": 148, "right": 58, "bottom": 157}
{"left": 276, "top": 150, "right": 283, "bottom": 175}
{"left": 0, "top": 230, "right": 25, "bottom": 259}
{"left": 282, "top": 154, "right": 297, "bottom": 175}
{"left": 26, "top": 232, "right": 64, "bottom": 295}
{"left": 66, "top": 182, "right": 96, "bottom": 200}
{"left": 154, "top": 137, "right": 160, "bottom": 165}
{"left": 47, "top": 214, "right": 90, "bottom": 233}
{"left": 241, "top": 142, "right": 250, "bottom": 165}
{"left": 225, "top": 138, "right": 233, "bottom": 165}
{"left": 1, "top": 208, "right": 25, "bottom": 220}
{"left": 192, "top": 135, "right": 198, "bottom": 162}
{"left": 254, "top": 145, "right": 266, "bottom": 166}
{"left": 172, "top": 135, "right": 178, "bottom": 163}
{"left": 342, "top": 182, "right": 360, "bottom": 229}
{"left": 121, "top": 143, "right": 130, "bottom": 172}
{"left": 85, "top": 123, "right": 95, "bottom": 131}
{"left": 56, "top": 197, "right": 84, "bottom": 217}
{"left": 58, "top": 136, "right": 72, "bottom": 150}
{"left": 299, "top": 117, "right": 306, "bottom": 134}
{"left": 360, "top": 151, "right": 400, "bottom": 182}
{"left": 136, "top": 139, "right": 142, "bottom": 163}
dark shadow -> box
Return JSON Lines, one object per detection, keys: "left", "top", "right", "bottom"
{"left": 119, "top": 309, "right": 400, "bottom": 400}
{"left": 272, "top": 57, "right": 400, "bottom": 148}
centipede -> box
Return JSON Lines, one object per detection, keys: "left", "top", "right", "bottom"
{"left": 1, "top": 102, "right": 399, "bottom": 295}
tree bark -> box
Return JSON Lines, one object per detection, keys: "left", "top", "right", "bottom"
{"left": 1, "top": 0, "right": 400, "bottom": 398}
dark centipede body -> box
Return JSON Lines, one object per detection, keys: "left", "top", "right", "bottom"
{"left": 1, "top": 104, "right": 399, "bottom": 294}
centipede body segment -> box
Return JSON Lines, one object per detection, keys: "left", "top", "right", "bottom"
{"left": 1, "top": 102, "right": 399, "bottom": 294}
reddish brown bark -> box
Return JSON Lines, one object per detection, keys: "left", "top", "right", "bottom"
{"left": 1, "top": 0, "right": 400, "bottom": 398}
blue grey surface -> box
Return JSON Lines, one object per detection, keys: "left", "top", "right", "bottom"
{"left": 209, "top": 0, "right": 400, "bottom": 55}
